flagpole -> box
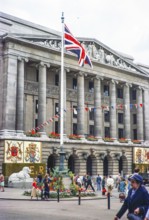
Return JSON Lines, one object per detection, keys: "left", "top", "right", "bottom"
{"left": 59, "top": 12, "right": 65, "bottom": 171}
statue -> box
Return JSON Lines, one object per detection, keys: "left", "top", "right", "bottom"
{"left": 8, "top": 167, "right": 32, "bottom": 183}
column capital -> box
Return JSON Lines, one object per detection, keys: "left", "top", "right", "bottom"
{"left": 93, "top": 75, "right": 104, "bottom": 81}
{"left": 111, "top": 79, "right": 118, "bottom": 84}
{"left": 39, "top": 61, "right": 50, "bottom": 68}
{"left": 56, "top": 67, "right": 70, "bottom": 73}
{"left": 17, "top": 56, "right": 28, "bottom": 62}
{"left": 124, "top": 82, "right": 132, "bottom": 87}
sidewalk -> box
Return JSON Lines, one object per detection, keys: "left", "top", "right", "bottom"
{"left": 0, "top": 187, "right": 108, "bottom": 201}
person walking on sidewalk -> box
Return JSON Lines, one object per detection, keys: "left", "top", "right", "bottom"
{"left": 114, "top": 174, "right": 149, "bottom": 220}
{"left": 0, "top": 173, "right": 5, "bottom": 192}
{"left": 96, "top": 174, "right": 101, "bottom": 191}
{"left": 107, "top": 176, "right": 114, "bottom": 196}
{"left": 85, "top": 174, "right": 95, "bottom": 192}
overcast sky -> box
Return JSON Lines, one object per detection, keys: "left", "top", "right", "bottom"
{"left": 0, "top": 0, "right": 149, "bottom": 65}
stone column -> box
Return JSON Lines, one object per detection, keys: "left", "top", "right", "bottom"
{"left": 124, "top": 83, "right": 131, "bottom": 141}
{"left": 77, "top": 72, "right": 85, "bottom": 136}
{"left": 137, "top": 87, "right": 144, "bottom": 140}
{"left": 16, "top": 57, "right": 28, "bottom": 134}
{"left": 143, "top": 88, "right": 149, "bottom": 141}
{"left": 110, "top": 80, "right": 117, "bottom": 139}
{"left": 0, "top": 55, "right": 18, "bottom": 135}
{"left": 38, "top": 62, "right": 49, "bottom": 134}
{"left": 94, "top": 76, "right": 102, "bottom": 139}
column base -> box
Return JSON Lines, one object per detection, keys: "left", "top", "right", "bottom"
{"left": 0, "top": 129, "right": 17, "bottom": 137}
{"left": 16, "top": 130, "right": 26, "bottom": 137}
{"left": 39, "top": 132, "right": 48, "bottom": 138}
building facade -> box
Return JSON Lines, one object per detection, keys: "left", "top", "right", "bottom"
{"left": 0, "top": 12, "right": 149, "bottom": 177}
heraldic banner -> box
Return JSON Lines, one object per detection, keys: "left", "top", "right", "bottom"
{"left": 4, "top": 141, "right": 42, "bottom": 163}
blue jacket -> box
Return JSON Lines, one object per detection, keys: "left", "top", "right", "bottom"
{"left": 116, "top": 185, "right": 149, "bottom": 219}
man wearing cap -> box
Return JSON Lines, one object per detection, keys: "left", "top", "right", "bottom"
{"left": 114, "top": 174, "right": 149, "bottom": 220}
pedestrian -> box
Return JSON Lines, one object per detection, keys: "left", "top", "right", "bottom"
{"left": 85, "top": 174, "right": 95, "bottom": 192}
{"left": 82, "top": 174, "right": 87, "bottom": 188}
{"left": 102, "top": 176, "right": 106, "bottom": 195}
{"left": 96, "top": 174, "right": 101, "bottom": 191}
{"left": 114, "top": 174, "right": 149, "bottom": 220}
{"left": 0, "top": 173, "right": 5, "bottom": 192}
{"left": 116, "top": 173, "right": 121, "bottom": 191}
{"left": 43, "top": 174, "right": 51, "bottom": 200}
{"left": 107, "top": 176, "right": 114, "bottom": 196}
{"left": 76, "top": 175, "right": 82, "bottom": 187}
{"left": 119, "top": 178, "right": 126, "bottom": 202}
{"left": 31, "top": 178, "right": 39, "bottom": 200}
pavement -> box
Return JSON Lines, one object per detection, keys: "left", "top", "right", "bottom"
{"left": 0, "top": 187, "right": 148, "bottom": 220}
{"left": 0, "top": 187, "right": 107, "bottom": 201}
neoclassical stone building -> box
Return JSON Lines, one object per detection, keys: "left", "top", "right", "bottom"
{"left": 0, "top": 12, "right": 149, "bottom": 177}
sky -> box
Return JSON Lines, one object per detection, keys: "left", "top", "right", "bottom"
{"left": 0, "top": 0, "right": 149, "bottom": 65}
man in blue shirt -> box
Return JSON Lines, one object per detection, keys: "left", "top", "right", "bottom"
{"left": 96, "top": 174, "right": 101, "bottom": 191}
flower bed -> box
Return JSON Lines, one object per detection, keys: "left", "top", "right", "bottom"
{"left": 25, "top": 130, "right": 41, "bottom": 137}
{"left": 103, "top": 137, "right": 114, "bottom": 142}
{"left": 132, "top": 140, "right": 141, "bottom": 144}
{"left": 119, "top": 138, "right": 128, "bottom": 143}
{"left": 23, "top": 189, "right": 96, "bottom": 198}
{"left": 68, "top": 134, "right": 82, "bottom": 140}
{"left": 86, "top": 136, "right": 98, "bottom": 141}
{"left": 49, "top": 132, "right": 60, "bottom": 139}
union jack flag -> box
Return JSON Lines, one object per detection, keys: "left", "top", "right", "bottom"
{"left": 64, "top": 24, "right": 92, "bottom": 68}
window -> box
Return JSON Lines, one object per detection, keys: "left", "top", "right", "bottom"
{"left": 89, "top": 109, "right": 94, "bottom": 120}
{"left": 89, "top": 125, "right": 94, "bottom": 136}
{"left": 105, "top": 127, "right": 110, "bottom": 137}
{"left": 73, "top": 123, "right": 77, "bottom": 135}
{"left": 104, "top": 111, "right": 110, "bottom": 122}
{"left": 117, "top": 88, "right": 123, "bottom": 99}
{"left": 132, "top": 90, "right": 136, "bottom": 100}
{"left": 118, "top": 113, "right": 123, "bottom": 124}
{"left": 55, "top": 74, "right": 59, "bottom": 86}
{"left": 118, "top": 128, "right": 124, "bottom": 139}
{"left": 89, "top": 81, "right": 94, "bottom": 92}
{"left": 73, "top": 106, "right": 77, "bottom": 119}
{"left": 35, "top": 100, "right": 38, "bottom": 113}
{"left": 36, "top": 69, "right": 39, "bottom": 82}
{"left": 55, "top": 103, "right": 59, "bottom": 114}
{"left": 133, "top": 129, "right": 137, "bottom": 140}
{"left": 104, "top": 85, "right": 109, "bottom": 96}
{"left": 35, "top": 119, "right": 38, "bottom": 131}
{"left": 55, "top": 121, "right": 59, "bottom": 134}
{"left": 133, "top": 114, "right": 137, "bottom": 124}
{"left": 73, "top": 78, "right": 77, "bottom": 90}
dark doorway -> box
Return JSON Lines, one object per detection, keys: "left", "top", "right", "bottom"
{"left": 47, "top": 154, "right": 55, "bottom": 174}
{"left": 119, "top": 156, "right": 123, "bottom": 175}
{"left": 103, "top": 156, "right": 108, "bottom": 176}
{"left": 87, "top": 156, "right": 92, "bottom": 176}
{"left": 68, "top": 155, "right": 75, "bottom": 173}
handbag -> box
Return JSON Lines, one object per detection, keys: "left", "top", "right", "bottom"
{"left": 127, "top": 213, "right": 143, "bottom": 220}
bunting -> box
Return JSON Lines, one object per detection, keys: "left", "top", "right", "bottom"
{"left": 27, "top": 102, "right": 143, "bottom": 133}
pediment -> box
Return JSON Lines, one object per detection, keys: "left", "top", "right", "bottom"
{"left": 17, "top": 34, "right": 147, "bottom": 76}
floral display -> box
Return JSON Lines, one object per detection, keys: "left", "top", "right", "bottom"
{"left": 68, "top": 134, "right": 82, "bottom": 140}
{"left": 49, "top": 132, "right": 60, "bottom": 139}
{"left": 119, "top": 138, "right": 128, "bottom": 143}
{"left": 86, "top": 136, "right": 98, "bottom": 141}
{"left": 25, "top": 130, "right": 41, "bottom": 137}
{"left": 103, "top": 137, "right": 115, "bottom": 142}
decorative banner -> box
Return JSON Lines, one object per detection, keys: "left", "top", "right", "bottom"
{"left": 27, "top": 102, "right": 143, "bottom": 133}
{"left": 5, "top": 141, "right": 23, "bottom": 163}
{"left": 24, "top": 142, "right": 41, "bottom": 163}
{"left": 134, "top": 147, "right": 149, "bottom": 164}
